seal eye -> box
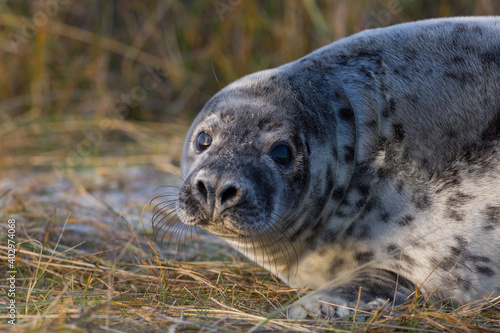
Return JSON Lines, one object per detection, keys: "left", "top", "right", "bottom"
{"left": 196, "top": 131, "right": 212, "bottom": 151}
{"left": 270, "top": 143, "right": 292, "bottom": 166}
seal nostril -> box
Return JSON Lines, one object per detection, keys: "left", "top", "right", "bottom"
{"left": 196, "top": 180, "right": 208, "bottom": 200}
{"left": 220, "top": 186, "right": 238, "bottom": 206}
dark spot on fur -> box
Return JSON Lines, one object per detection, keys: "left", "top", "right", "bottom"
{"left": 317, "top": 246, "right": 328, "bottom": 256}
{"left": 437, "top": 173, "right": 462, "bottom": 193}
{"left": 345, "top": 224, "right": 355, "bottom": 236}
{"left": 355, "top": 251, "right": 375, "bottom": 264}
{"left": 366, "top": 119, "right": 378, "bottom": 129}
{"left": 323, "top": 229, "right": 339, "bottom": 242}
{"left": 335, "top": 208, "right": 348, "bottom": 217}
{"left": 376, "top": 167, "right": 392, "bottom": 180}
{"left": 439, "top": 257, "right": 456, "bottom": 271}
{"left": 328, "top": 258, "right": 346, "bottom": 274}
{"left": 480, "top": 49, "right": 500, "bottom": 66}
{"left": 450, "top": 246, "right": 462, "bottom": 257}
{"left": 484, "top": 205, "right": 500, "bottom": 230}
{"left": 332, "top": 146, "right": 338, "bottom": 159}
{"left": 387, "top": 244, "right": 398, "bottom": 252}
{"left": 396, "top": 215, "right": 414, "bottom": 227}
{"left": 356, "top": 225, "right": 371, "bottom": 240}
{"left": 455, "top": 235, "right": 468, "bottom": 247}
{"left": 445, "top": 128, "right": 459, "bottom": 138}
{"left": 356, "top": 163, "right": 371, "bottom": 175}
{"left": 256, "top": 115, "right": 275, "bottom": 130}
{"left": 420, "top": 158, "right": 431, "bottom": 171}
{"left": 363, "top": 197, "right": 378, "bottom": 213}
{"left": 468, "top": 255, "right": 491, "bottom": 263}
{"left": 472, "top": 25, "right": 483, "bottom": 35}
{"left": 412, "top": 190, "right": 432, "bottom": 210}
{"left": 396, "top": 181, "right": 405, "bottom": 193}
{"left": 476, "top": 266, "right": 495, "bottom": 277}
{"left": 457, "top": 277, "right": 472, "bottom": 291}
{"left": 481, "top": 112, "right": 500, "bottom": 142}
{"left": 380, "top": 211, "right": 390, "bottom": 223}
{"left": 331, "top": 186, "right": 345, "bottom": 201}
{"left": 444, "top": 72, "right": 475, "bottom": 86}
{"left": 339, "top": 107, "right": 355, "bottom": 123}
{"left": 304, "top": 233, "right": 319, "bottom": 248}
{"left": 447, "top": 209, "right": 465, "bottom": 222}
{"left": 405, "top": 94, "right": 419, "bottom": 104}
{"left": 344, "top": 146, "right": 355, "bottom": 163}
{"left": 452, "top": 56, "right": 466, "bottom": 64}
{"left": 355, "top": 199, "right": 366, "bottom": 210}
{"left": 392, "top": 123, "right": 405, "bottom": 142}
{"left": 402, "top": 254, "right": 416, "bottom": 266}
{"left": 453, "top": 23, "right": 467, "bottom": 34}
{"left": 382, "top": 98, "right": 396, "bottom": 117}
{"left": 357, "top": 184, "right": 370, "bottom": 197}
{"left": 447, "top": 191, "right": 475, "bottom": 206}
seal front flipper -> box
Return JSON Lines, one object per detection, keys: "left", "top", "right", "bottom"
{"left": 287, "top": 269, "right": 414, "bottom": 320}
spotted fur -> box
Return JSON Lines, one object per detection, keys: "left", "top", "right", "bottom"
{"left": 173, "top": 17, "right": 500, "bottom": 320}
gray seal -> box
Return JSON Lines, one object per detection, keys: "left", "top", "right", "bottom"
{"left": 169, "top": 17, "right": 500, "bottom": 320}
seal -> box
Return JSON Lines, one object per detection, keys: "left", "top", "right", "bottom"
{"left": 163, "top": 17, "right": 500, "bottom": 320}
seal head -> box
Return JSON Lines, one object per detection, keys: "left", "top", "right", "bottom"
{"left": 176, "top": 70, "right": 336, "bottom": 272}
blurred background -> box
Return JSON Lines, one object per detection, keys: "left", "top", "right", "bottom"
{"left": 0, "top": 0, "right": 499, "bottom": 175}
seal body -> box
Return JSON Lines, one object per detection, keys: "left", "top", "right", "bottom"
{"left": 174, "top": 17, "right": 500, "bottom": 319}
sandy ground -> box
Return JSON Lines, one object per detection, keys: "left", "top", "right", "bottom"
{"left": 0, "top": 164, "right": 233, "bottom": 261}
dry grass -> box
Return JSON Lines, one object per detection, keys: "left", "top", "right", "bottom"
{"left": 1, "top": 1, "right": 500, "bottom": 332}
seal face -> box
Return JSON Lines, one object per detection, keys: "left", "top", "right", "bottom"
{"left": 176, "top": 81, "right": 313, "bottom": 271}
{"left": 170, "top": 17, "right": 500, "bottom": 320}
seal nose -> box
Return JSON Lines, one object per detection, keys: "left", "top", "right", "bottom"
{"left": 193, "top": 176, "right": 243, "bottom": 215}
{"left": 219, "top": 182, "right": 241, "bottom": 207}
{"left": 196, "top": 179, "right": 210, "bottom": 201}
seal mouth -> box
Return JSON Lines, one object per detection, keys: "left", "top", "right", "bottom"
{"left": 203, "top": 223, "right": 257, "bottom": 239}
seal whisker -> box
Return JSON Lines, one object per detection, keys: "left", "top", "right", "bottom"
{"left": 255, "top": 224, "right": 279, "bottom": 274}
{"left": 154, "top": 184, "right": 183, "bottom": 191}
{"left": 151, "top": 201, "right": 177, "bottom": 217}
{"left": 169, "top": 218, "right": 194, "bottom": 260}
{"left": 151, "top": 202, "right": 177, "bottom": 229}
{"left": 267, "top": 211, "right": 296, "bottom": 272}
{"left": 268, "top": 204, "right": 302, "bottom": 272}
{"left": 265, "top": 220, "right": 290, "bottom": 275}
{"left": 156, "top": 214, "right": 182, "bottom": 247}
{"left": 150, "top": 196, "right": 177, "bottom": 216}
{"left": 272, "top": 210, "right": 302, "bottom": 275}
{"left": 152, "top": 205, "right": 181, "bottom": 243}
{"left": 151, "top": 201, "right": 177, "bottom": 221}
